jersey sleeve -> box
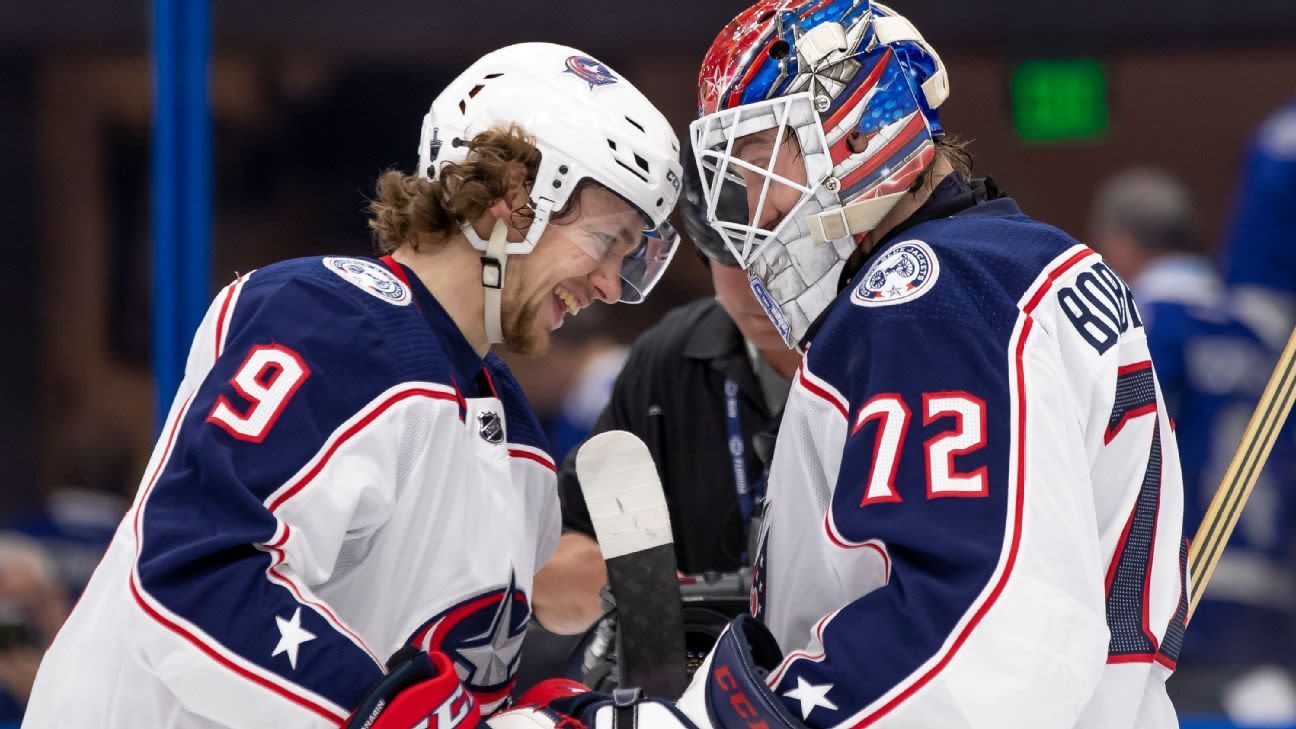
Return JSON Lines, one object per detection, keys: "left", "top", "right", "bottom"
{"left": 129, "top": 268, "right": 455, "bottom": 727}
{"left": 763, "top": 306, "right": 1110, "bottom": 727}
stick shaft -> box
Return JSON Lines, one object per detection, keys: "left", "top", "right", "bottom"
{"left": 1187, "top": 324, "right": 1296, "bottom": 621}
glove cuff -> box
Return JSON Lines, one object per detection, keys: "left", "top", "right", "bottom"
{"left": 700, "top": 616, "right": 802, "bottom": 729}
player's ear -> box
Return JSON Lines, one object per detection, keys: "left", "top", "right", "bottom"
{"left": 488, "top": 197, "right": 514, "bottom": 221}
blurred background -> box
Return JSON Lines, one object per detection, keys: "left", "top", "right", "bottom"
{"left": 0, "top": 0, "right": 1293, "bottom": 726}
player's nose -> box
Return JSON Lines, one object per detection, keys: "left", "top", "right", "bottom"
{"left": 746, "top": 185, "right": 785, "bottom": 230}
{"left": 588, "top": 256, "right": 622, "bottom": 304}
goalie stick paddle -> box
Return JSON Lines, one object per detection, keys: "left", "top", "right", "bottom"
{"left": 576, "top": 430, "right": 688, "bottom": 699}
{"left": 1188, "top": 324, "right": 1296, "bottom": 621}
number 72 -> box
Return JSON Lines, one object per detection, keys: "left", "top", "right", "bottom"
{"left": 852, "top": 391, "right": 988, "bottom": 506}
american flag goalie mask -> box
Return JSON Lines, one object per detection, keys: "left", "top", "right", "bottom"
{"left": 689, "top": 0, "right": 949, "bottom": 348}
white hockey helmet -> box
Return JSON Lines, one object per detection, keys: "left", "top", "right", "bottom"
{"left": 418, "top": 43, "right": 683, "bottom": 341}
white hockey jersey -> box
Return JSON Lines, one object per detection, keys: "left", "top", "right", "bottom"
{"left": 685, "top": 186, "right": 1187, "bottom": 729}
{"left": 23, "top": 256, "right": 561, "bottom": 728}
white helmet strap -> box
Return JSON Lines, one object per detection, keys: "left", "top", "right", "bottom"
{"left": 480, "top": 218, "right": 510, "bottom": 344}
{"left": 807, "top": 191, "right": 907, "bottom": 244}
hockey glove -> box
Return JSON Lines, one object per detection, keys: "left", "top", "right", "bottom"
{"left": 344, "top": 646, "right": 480, "bottom": 729}
{"left": 676, "top": 615, "right": 804, "bottom": 729}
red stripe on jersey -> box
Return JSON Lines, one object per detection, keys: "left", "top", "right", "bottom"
{"left": 262, "top": 525, "right": 382, "bottom": 666}
{"left": 267, "top": 387, "right": 458, "bottom": 512}
{"left": 823, "top": 516, "right": 892, "bottom": 582}
{"left": 380, "top": 255, "right": 413, "bottom": 289}
{"left": 126, "top": 390, "right": 350, "bottom": 724}
{"left": 1104, "top": 404, "right": 1158, "bottom": 445}
{"left": 1116, "top": 360, "right": 1153, "bottom": 377}
{"left": 1023, "top": 248, "right": 1094, "bottom": 313}
{"left": 127, "top": 575, "right": 347, "bottom": 723}
{"left": 214, "top": 276, "right": 243, "bottom": 358}
{"left": 509, "top": 448, "right": 557, "bottom": 472}
{"left": 798, "top": 365, "right": 849, "bottom": 420}
{"left": 846, "top": 248, "right": 1085, "bottom": 727}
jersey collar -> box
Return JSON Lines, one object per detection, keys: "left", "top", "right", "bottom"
{"left": 381, "top": 256, "right": 486, "bottom": 387}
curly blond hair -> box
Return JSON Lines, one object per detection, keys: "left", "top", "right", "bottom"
{"left": 368, "top": 125, "right": 543, "bottom": 253}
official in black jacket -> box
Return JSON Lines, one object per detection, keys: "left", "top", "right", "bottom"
{"left": 532, "top": 152, "right": 798, "bottom": 633}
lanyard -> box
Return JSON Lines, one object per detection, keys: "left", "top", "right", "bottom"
{"left": 724, "top": 377, "right": 765, "bottom": 534}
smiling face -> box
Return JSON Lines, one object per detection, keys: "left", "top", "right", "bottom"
{"left": 499, "top": 183, "right": 644, "bottom": 356}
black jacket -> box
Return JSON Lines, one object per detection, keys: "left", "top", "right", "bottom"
{"left": 558, "top": 298, "right": 780, "bottom": 573}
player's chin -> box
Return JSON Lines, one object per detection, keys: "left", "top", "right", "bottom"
{"left": 504, "top": 316, "right": 552, "bottom": 358}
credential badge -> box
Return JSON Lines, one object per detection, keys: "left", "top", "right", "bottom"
{"left": 851, "top": 240, "right": 940, "bottom": 308}
{"left": 323, "top": 257, "right": 411, "bottom": 306}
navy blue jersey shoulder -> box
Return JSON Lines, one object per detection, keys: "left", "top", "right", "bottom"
{"left": 484, "top": 353, "right": 549, "bottom": 453}
{"left": 226, "top": 256, "right": 469, "bottom": 391}
{"left": 808, "top": 198, "right": 1079, "bottom": 382}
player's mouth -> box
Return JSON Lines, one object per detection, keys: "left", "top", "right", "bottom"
{"left": 552, "top": 287, "right": 583, "bottom": 329}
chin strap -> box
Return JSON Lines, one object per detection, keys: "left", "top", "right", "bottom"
{"left": 806, "top": 190, "right": 908, "bottom": 245}
{"left": 481, "top": 218, "right": 509, "bottom": 344}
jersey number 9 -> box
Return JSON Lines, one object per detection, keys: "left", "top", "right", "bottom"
{"left": 207, "top": 344, "right": 311, "bottom": 443}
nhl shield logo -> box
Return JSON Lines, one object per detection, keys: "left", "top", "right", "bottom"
{"left": 477, "top": 411, "right": 504, "bottom": 445}
{"left": 851, "top": 240, "right": 940, "bottom": 308}
{"left": 564, "top": 55, "right": 618, "bottom": 89}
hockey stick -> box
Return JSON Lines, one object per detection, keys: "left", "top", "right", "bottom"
{"left": 1188, "top": 324, "right": 1296, "bottom": 621}
{"left": 576, "top": 430, "right": 688, "bottom": 699}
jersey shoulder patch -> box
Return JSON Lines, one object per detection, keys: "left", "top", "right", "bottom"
{"left": 850, "top": 239, "right": 940, "bottom": 308}
{"left": 322, "top": 256, "right": 411, "bottom": 306}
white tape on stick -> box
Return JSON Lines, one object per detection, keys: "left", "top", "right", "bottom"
{"left": 576, "top": 430, "right": 673, "bottom": 559}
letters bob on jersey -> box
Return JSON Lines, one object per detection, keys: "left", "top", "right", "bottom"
{"left": 851, "top": 240, "right": 940, "bottom": 308}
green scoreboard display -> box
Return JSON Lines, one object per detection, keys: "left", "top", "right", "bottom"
{"left": 1010, "top": 59, "right": 1109, "bottom": 143}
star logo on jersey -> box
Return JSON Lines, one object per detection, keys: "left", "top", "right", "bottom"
{"left": 407, "top": 572, "right": 531, "bottom": 713}
{"left": 783, "top": 677, "right": 838, "bottom": 720}
{"left": 851, "top": 240, "right": 939, "bottom": 308}
{"left": 323, "top": 257, "right": 411, "bottom": 306}
{"left": 271, "top": 607, "right": 316, "bottom": 670}
{"left": 563, "top": 55, "right": 618, "bottom": 89}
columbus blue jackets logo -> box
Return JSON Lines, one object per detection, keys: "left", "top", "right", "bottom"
{"left": 564, "top": 55, "right": 618, "bottom": 89}
{"left": 851, "top": 240, "right": 940, "bottom": 308}
{"left": 476, "top": 411, "right": 504, "bottom": 445}
{"left": 323, "top": 257, "right": 411, "bottom": 306}
{"left": 409, "top": 574, "right": 530, "bottom": 711}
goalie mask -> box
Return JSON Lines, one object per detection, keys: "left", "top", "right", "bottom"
{"left": 421, "top": 43, "right": 683, "bottom": 343}
{"left": 690, "top": 0, "right": 949, "bottom": 347}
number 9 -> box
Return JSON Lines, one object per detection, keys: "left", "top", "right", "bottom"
{"left": 207, "top": 344, "right": 311, "bottom": 443}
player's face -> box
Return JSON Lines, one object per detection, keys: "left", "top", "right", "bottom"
{"left": 501, "top": 184, "right": 642, "bottom": 356}
{"left": 732, "top": 127, "right": 808, "bottom": 232}
{"left": 711, "top": 261, "right": 787, "bottom": 351}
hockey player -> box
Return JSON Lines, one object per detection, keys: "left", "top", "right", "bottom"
{"left": 398, "top": 3, "right": 1192, "bottom": 728}
{"left": 671, "top": 1, "right": 1187, "bottom": 727}
{"left": 21, "top": 43, "right": 682, "bottom": 729}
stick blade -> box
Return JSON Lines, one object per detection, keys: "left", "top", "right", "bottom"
{"left": 576, "top": 430, "right": 687, "bottom": 699}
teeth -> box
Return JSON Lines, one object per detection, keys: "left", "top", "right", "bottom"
{"left": 555, "top": 288, "right": 580, "bottom": 316}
